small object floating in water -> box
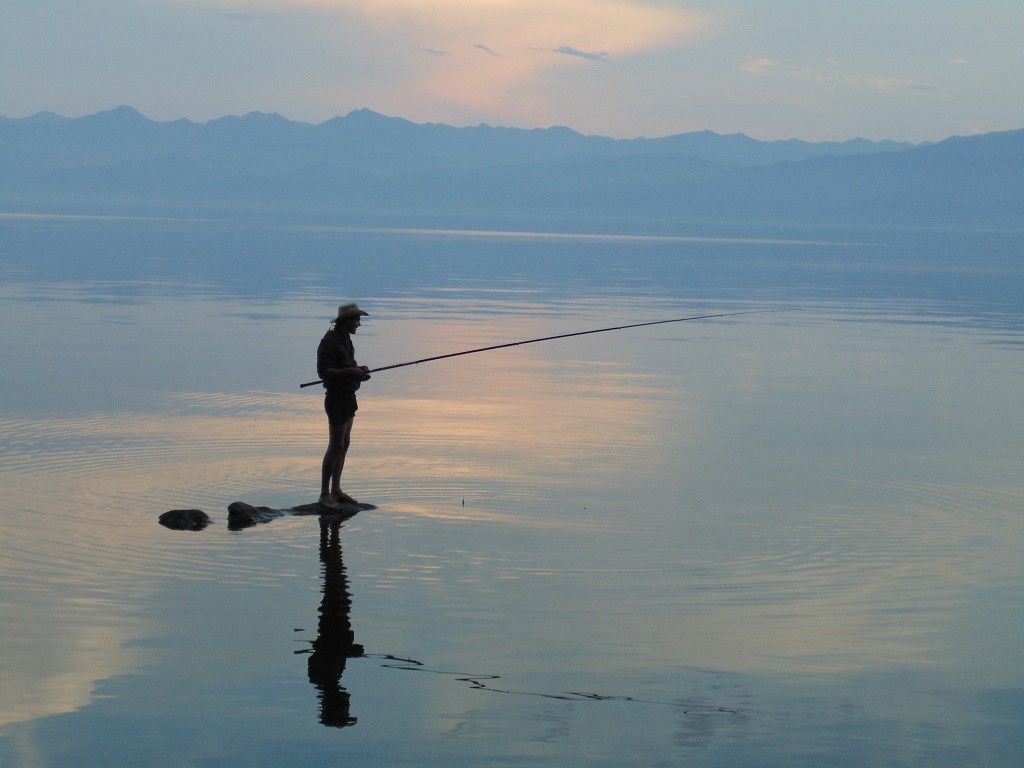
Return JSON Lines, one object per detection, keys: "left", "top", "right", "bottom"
{"left": 159, "top": 509, "right": 212, "bottom": 531}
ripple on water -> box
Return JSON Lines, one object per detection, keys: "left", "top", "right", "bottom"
{"left": 0, "top": 384, "right": 626, "bottom": 600}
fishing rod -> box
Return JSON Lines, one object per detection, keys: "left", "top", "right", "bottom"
{"left": 299, "top": 308, "right": 785, "bottom": 388}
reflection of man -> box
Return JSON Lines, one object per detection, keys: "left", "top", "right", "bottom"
{"left": 307, "top": 517, "right": 363, "bottom": 728}
{"left": 317, "top": 303, "right": 371, "bottom": 510}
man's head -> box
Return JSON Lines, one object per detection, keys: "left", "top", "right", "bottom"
{"left": 333, "top": 303, "right": 369, "bottom": 333}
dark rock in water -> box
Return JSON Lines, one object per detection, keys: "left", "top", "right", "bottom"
{"left": 162, "top": 500, "right": 375, "bottom": 532}
{"left": 159, "top": 509, "right": 212, "bottom": 531}
{"left": 225, "top": 499, "right": 376, "bottom": 530}
{"left": 227, "top": 501, "right": 285, "bottom": 530}
{"left": 292, "top": 501, "right": 375, "bottom": 517}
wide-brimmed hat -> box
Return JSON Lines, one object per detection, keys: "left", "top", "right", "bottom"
{"left": 333, "top": 303, "right": 369, "bottom": 322}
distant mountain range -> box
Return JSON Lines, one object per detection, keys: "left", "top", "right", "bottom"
{"left": 1, "top": 106, "right": 1021, "bottom": 227}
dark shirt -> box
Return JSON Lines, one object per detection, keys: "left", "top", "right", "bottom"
{"left": 317, "top": 329, "right": 361, "bottom": 395}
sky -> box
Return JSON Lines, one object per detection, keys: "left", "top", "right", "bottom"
{"left": 2, "top": 0, "right": 1023, "bottom": 141}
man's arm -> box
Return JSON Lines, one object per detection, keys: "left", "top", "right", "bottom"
{"left": 322, "top": 365, "right": 371, "bottom": 382}
{"left": 317, "top": 334, "right": 370, "bottom": 383}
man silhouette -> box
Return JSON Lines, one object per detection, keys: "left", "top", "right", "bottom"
{"left": 317, "top": 303, "right": 371, "bottom": 510}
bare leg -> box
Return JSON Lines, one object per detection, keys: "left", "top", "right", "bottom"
{"left": 320, "top": 416, "right": 351, "bottom": 509}
{"left": 330, "top": 418, "right": 355, "bottom": 501}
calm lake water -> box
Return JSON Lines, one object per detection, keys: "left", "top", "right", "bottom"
{"left": 1, "top": 213, "right": 1022, "bottom": 767}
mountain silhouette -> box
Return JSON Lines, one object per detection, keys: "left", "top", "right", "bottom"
{"left": 1, "top": 107, "right": 1019, "bottom": 226}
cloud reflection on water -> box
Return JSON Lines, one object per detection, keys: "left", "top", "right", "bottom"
{"left": 0, "top": 336, "right": 676, "bottom": 728}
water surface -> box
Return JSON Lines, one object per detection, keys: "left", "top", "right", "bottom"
{"left": 1, "top": 214, "right": 1022, "bottom": 766}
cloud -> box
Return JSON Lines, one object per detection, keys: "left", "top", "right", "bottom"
{"left": 949, "top": 57, "right": 968, "bottom": 65}
{"left": 743, "top": 57, "right": 951, "bottom": 98}
{"left": 415, "top": 47, "right": 450, "bottom": 58}
{"left": 214, "top": 9, "right": 266, "bottom": 20}
{"left": 865, "top": 77, "right": 906, "bottom": 93}
{"left": 741, "top": 57, "right": 827, "bottom": 82}
{"left": 554, "top": 45, "right": 610, "bottom": 63}
{"left": 528, "top": 44, "right": 610, "bottom": 62}
{"left": 201, "top": 0, "right": 707, "bottom": 119}
{"left": 741, "top": 57, "right": 780, "bottom": 75}
{"left": 861, "top": 78, "right": 950, "bottom": 97}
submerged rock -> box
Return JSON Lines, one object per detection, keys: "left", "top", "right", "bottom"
{"left": 159, "top": 509, "right": 212, "bottom": 531}
{"left": 234, "top": 500, "right": 375, "bottom": 528}
{"left": 161, "top": 500, "right": 377, "bottom": 531}
{"left": 292, "top": 501, "right": 375, "bottom": 517}
{"left": 227, "top": 501, "right": 286, "bottom": 530}
{"left": 230, "top": 500, "right": 375, "bottom": 527}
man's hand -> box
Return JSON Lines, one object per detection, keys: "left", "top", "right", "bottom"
{"left": 324, "top": 366, "right": 371, "bottom": 382}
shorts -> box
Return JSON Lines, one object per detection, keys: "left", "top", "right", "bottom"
{"left": 324, "top": 391, "right": 358, "bottom": 424}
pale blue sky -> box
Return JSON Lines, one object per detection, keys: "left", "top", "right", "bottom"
{"left": 2, "top": 0, "right": 1022, "bottom": 140}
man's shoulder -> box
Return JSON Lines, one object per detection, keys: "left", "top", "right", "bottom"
{"left": 318, "top": 328, "right": 352, "bottom": 358}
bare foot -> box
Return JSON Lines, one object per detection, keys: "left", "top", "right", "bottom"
{"left": 318, "top": 494, "right": 344, "bottom": 510}
{"left": 333, "top": 490, "right": 358, "bottom": 505}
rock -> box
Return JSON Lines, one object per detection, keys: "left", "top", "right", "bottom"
{"left": 292, "top": 501, "right": 375, "bottom": 517}
{"left": 159, "top": 509, "right": 211, "bottom": 531}
{"left": 163, "top": 500, "right": 376, "bottom": 532}
{"left": 227, "top": 501, "right": 285, "bottom": 530}
{"left": 225, "top": 499, "right": 376, "bottom": 530}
